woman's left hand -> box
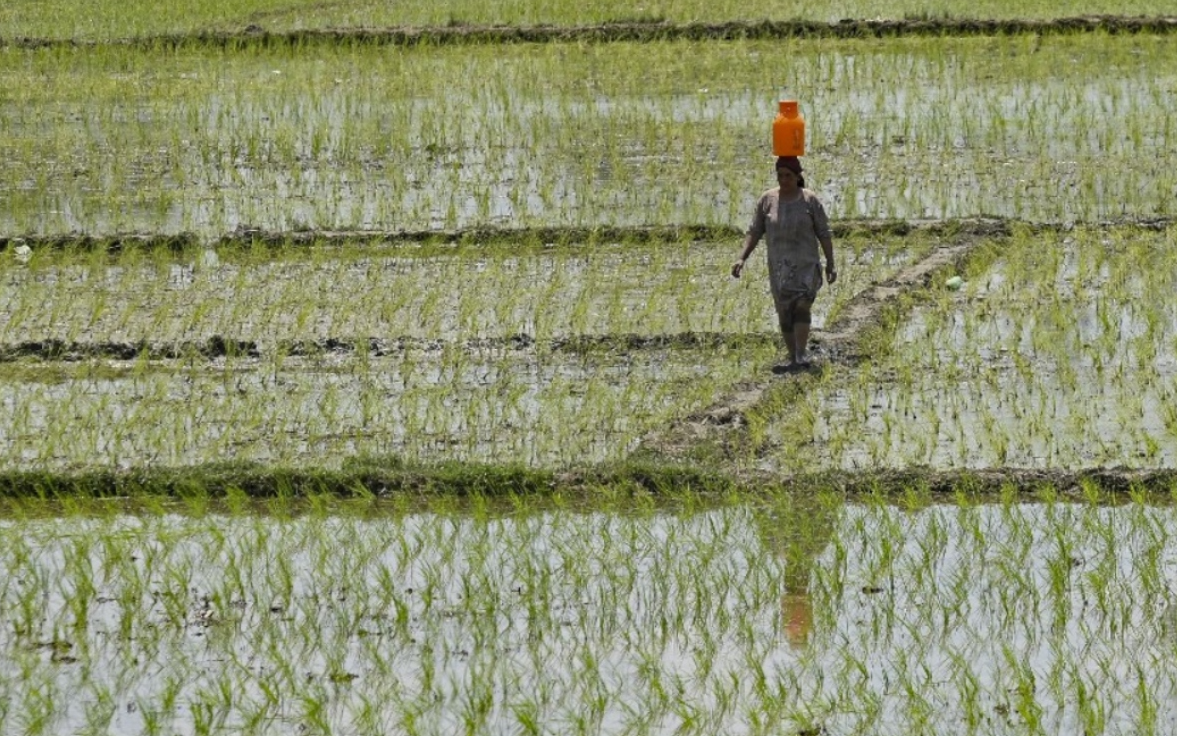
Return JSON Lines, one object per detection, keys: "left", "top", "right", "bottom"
{"left": 826, "top": 266, "right": 838, "bottom": 284}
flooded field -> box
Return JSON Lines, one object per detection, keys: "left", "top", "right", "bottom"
{"left": 0, "top": 347, "right": 771, "bottom": 469}
{"left": 2, "top": 35, "right": 1175, "bottom": 239}
{"left": 3, "top": 496, "right": 1177, "bottom": 735}
{"left": 0, "top": 236, "right": 921, "bottom": 349}
{"left": 0, "top": 232, "right": 931, "bottom": 471}
{"left": 762, "top": 226, "right": 1177, "bottom": 473}
{"left": 2, "top": 5, "right": 1176, "bottom": 734}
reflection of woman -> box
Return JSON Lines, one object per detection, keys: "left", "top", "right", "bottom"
{"left": 731, "top": 156, "right": 837, "bottom": 370}
{"left": 754, "top": 492, "right": 839, "bottom": 650}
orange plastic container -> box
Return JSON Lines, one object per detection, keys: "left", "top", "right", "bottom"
{"left": 772, "top": 99, "right": 805, "bottom": 157}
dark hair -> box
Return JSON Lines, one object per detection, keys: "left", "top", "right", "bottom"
{"left": 797, "top": 176, "right": 806, "bottom": 188}
{"left": 775, "top": 155, "right": 803, "bottom": 175}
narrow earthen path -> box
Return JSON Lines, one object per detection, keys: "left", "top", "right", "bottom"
{"left": 636, "top": 221, "right": 1006, "bottom": 463}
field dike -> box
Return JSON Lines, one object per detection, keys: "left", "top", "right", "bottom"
{"left": 3, "top": 15, "right": 1177, "bottom": 50}
{"left": 2, "top": 217, "right": 1175, "bottom": 499}
{"left": 636, "top": 222, "right": 1006, "bottom": 459}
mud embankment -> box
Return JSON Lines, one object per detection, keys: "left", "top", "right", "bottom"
{"left": 4, "top": 16, "right": 1177, "bottom": 51}
{"left": 8, "top": 217, "right": 1170, "bottom": 254}
{"left": 0, "top": 219, "right": 994, "bottom": 254}
{"left": 0, "top": 333, "right": 783, "bottom": 363}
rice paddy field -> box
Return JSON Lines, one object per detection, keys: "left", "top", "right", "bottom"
{"left": 3, "top": 36, "right": 1177, "bottom": 237}
{"left": 2, "top": 3, "right": 1176, "bottom": 735}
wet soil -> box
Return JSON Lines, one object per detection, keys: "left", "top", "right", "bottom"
{"left": 0, "top": 332, "right": 782, "bottom": 363}
{"left": 8, "top": 217, "right": 1169, "bottom": 255}
{"left": 5, "top": 16, "right": 1177, "bottom": 50}
{"left": 0, "top": 220, "right": 946, "bottom": 254}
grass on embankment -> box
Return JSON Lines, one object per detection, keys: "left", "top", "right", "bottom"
{"left": 3, "top": 0, "right": 1176, "bottom": 41}
{"left": 1, "top": 454, "right": 1174, "bottom": 502}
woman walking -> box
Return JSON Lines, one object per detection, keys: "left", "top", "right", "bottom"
{"left": 731, "top": 156, "right": 837, "bottom": 370}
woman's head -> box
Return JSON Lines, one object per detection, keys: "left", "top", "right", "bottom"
{"left": 775, "top": 156, "right": 805, "bottom": 189}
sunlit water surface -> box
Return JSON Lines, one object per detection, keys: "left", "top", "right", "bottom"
{"left": 2, "top": 500, "right": 1176, "bottom": 735}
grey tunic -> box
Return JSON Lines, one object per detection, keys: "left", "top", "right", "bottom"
{"left": 746, "top": 188, "right": 832, "bottom": 306}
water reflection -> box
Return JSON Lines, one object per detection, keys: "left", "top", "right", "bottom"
{"left": 782, "top": 592, "right": 813, "bottom": 649}
{"left": 2, "top": 500, "right": 1176, "bottom": 734}
{"left": 759, "top": 493, "right": 839, "bottom": 651}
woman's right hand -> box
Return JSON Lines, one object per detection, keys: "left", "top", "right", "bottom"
{"left": 731, "top": 259, "right": 745, "bottom": 279}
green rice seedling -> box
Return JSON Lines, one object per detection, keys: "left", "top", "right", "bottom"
{"left": 766, "top": 225, "right": 1177, "bottom": 472}
{"left": 2, "top": 36, "right": 1175, "bottom": 238}
{"left": 7, "top": 235, "right": 908, "bottom": 354}
{"left": 9, "top": 480, "right": 1177, "bottom": 732}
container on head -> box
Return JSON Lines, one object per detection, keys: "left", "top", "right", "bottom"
{"left": 773, "top": 99, "right": 805, "bottom": 157}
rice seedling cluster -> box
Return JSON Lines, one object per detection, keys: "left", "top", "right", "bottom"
{"left": 3, "top": 491, "right": 1177, "bottom": 735}
{"left": 763, "top": 225, "right": 1177, "bottom": 472}
{"left": 2, "top": 35, "right": 1175, "bottom": 240}
{"left": 0, "top": 231, "right": 921, "bottom": 470}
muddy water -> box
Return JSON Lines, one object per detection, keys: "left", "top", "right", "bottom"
{"left": 2, "top": 38, "right": 1175, "bottom": 239}
{"left": 2, "top": 240, "right": 879, "bottom": 346}
{"left": 0, "top": 346, "right": 771, "bottom": 469}
{"left": 0, "top": 240, "right": 916, "bottom": 346}
{"left": 0, "top": 238, "right": 924, "bottom": 471}
{"left": 2, "top": 500, "right": 1175, "bottom": 735}
{"left": 766, "top": 229, "right": 1177, "bottom": 472}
